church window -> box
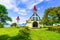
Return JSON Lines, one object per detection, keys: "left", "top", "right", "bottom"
{"left": 36, "top": 17, "right": 38, "bottom": 21}
{"left": 33, "top": 17, "right": 35, "bottom": 21}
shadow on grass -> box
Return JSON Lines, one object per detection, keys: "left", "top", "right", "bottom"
{"left": 0, "top": 27, "right": 31, "bottom": 40}
{"left": 0, "top": 33, "right": 31, "bottom": 40}
{"left": 10, "top": 27, "right": 31, "bottom": 40}
{"left": 0, "top": 35, "right": 10, "bottom": 40}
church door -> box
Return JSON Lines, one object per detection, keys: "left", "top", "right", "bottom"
{"left": 33, "top": 21, "right": 38, "bottom": 27}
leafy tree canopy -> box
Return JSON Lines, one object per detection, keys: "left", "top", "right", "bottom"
{"left": 0, "top": 4, "right": 12, "bottom": 27}
{"left": 42, "top": 6, "right": 60, "bottom": 25}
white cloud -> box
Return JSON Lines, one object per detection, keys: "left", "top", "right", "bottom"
{"left": 16, "top": 0, "right": 44, "bottom": 9}
{"left": 0, "top": 0, "right": 44, "bottom": 15}
{"left": 13, "top": 7, "right": 27, "bottom": 15}
{"left": 26, "top": 0, "right": 44, "bottom": 9}
{"left": 18, "top": 9, "right": 27, "bottom": 15}
{"left": 6, "top": 21, "right": 12, "bottom": 24}
{"left": 0, "top": 0, "right": 44, "bottom": 24}
{"left": 0, "top": 0, "right": 27, "bottom": 15}
{"left": 21, "top": 0, "right": 29, "bottom": 3}
{"left": 0, "top": 0, "right": 15, "bottom": 9}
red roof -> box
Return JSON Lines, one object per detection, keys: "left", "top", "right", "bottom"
{"left": 16, "top": 16, "right": 20, "bottom": 20}
{"left": 26, "top": 20, "right": 28, "bottom": 23}
{"left": 33, "top": 5, "right": 37, "bottom": 11}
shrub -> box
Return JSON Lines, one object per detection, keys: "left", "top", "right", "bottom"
{"left": 11, "top": 23, "right": 17, "bottom": 27}
{"left": 43, "top": 26, "right": 47, "bottom": 28}
{"left": 56, "top": 28, "right": 60, "bottom": 33}
{"left": 0, "top": 35, "right": 10, "bottom": 40}
{"left": 48, "top": 27, "right": 56, "bottom": 31}
{"left": 0, "top": 23, "right": 4, "bottom": 28}
{"left": 10, "top": 27, "right": 31, "bottom": 40}
{"left": 47, "top": 26, "right": 60, "bottom": 33}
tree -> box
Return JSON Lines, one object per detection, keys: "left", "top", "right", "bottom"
{"left": 0, "top": 4, "right": 12, "bottom": 27}
{"left": 56, "top": 6, "right": 60, "bottom": 23}
{"left": 42, "top": 8, "right": 49, "bottom": 24}
{"left": 11, "top": 23, "right": 17, "bottom": 27}
{"left": 0, "top": 23, "right": 4, "bottom": 28}
{"left": 42, "top": 6, "right": 60, "bottom": 25}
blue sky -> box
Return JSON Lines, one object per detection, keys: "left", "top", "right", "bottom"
{"left": 0, "top": 0, "right": 60, "bottom": 24}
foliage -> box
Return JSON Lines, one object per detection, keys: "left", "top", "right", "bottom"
{"left": 0, "top": 4, "right": 7, "bottom": 14}
{"left": 42, "top": 6, "right": 60, "bottom": 25}
{"left": 10, "top": 27, "right": 31, "bottom": 40}
{"left": 0, "top": 4, "right": 12, "bottom": 26}
{"left": 0, "top": 23, "right": 4, "bottom": 28}
{"left": 48, "top": 27, "right": 56, "bottom": 31}
{"left": 11, "top": 23, "right": 17, "bottom": 27}
{"left": 47, "top": 26, "right": 60, "bottom": 33}
{"left": 56, "top": 28, "right": 60, "bottom": 33}
{"left": 0, "top": 27, "right": 31, "bottom": 40}
{"left": 0, "top": 35, "right": 10, "bottom": 40}
{"left": 0, "top": 28, "right": 60, "bottom": 40}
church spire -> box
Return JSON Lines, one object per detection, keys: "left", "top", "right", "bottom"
{"left": 33, "top": 5, "right": 37, "bottom": 12}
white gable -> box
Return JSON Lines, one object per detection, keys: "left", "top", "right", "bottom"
{"left": 29, "top": 13, "right": 40, "bottom": 21}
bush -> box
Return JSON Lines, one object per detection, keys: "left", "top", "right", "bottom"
{"left": 48, "top": 27, "right": 56, "bottom": 31}
{"left": 10, "top": 27, "right": 31, "bottom": 40}
{"left": 11, "top": 23, "right": 17, "bottom": 27}
{"left": 43, "top": 26, "right": 47, "bottom": 28}
{"left": 48, "top": 26, "right": 60, "bottom": 33}
{"left": 0, "top": 23, "right": 4, "bottom": 28}
{"left": 56, "top": 28, "right": 60, "bottom": 33}
{"left": 0, "top": 35, "right": 10, "bottom": 40}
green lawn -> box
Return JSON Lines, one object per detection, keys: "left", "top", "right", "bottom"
{"left": 0, "top": 28, "right": 60, "bottom": 40}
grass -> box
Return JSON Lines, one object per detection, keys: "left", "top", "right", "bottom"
{"left": 30, "top": 29, "right": 60, "bottom": 40}
{"left": 0, "top": 27, "right": 60, "bottom": 40}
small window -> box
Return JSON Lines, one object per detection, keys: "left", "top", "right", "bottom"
{"left": 36, "top": 17, "right": 38, "bottom": 21}
{"left": 33, "top": 17, "right": 35, "bottom": 21}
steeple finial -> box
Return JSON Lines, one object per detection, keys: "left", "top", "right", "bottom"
{"left": 33, "top": 5, "right": 37, "bottom": 11}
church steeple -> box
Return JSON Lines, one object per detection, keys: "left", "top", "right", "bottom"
{"left": 33, "top": 5, "right": 37, "bottom": 12}
{"left": 26, "top": 5, "right": 41, "bottom": 28}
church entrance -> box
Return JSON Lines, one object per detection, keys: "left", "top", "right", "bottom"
{"left": 33, "top": 21, "right": 38, "bottom": 27}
